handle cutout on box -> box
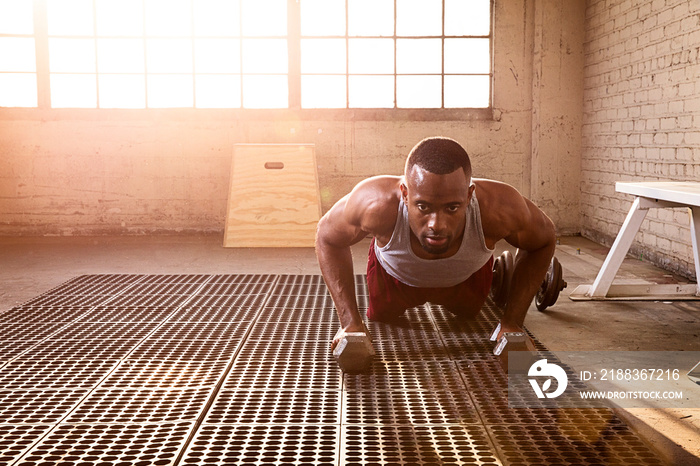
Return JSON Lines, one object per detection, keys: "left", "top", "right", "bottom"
{"left": 264, "top": 162, "right": 285, "bottom": 170}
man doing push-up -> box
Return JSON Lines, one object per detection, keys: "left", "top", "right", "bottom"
{"left": 315, "top": 137, "right": 556, "bottom": 369}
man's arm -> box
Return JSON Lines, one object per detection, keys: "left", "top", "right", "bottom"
{"left": 502, "top": 196, "right": 556, "bottom": 334}
{"left": 315, "top": 176, "right": 399, "bottom": 349}
{"left": 480, "top": 181, "right": 557, "bottom": 336}
{"left": 315, "top": 194, "right": 368, "bottom": 349}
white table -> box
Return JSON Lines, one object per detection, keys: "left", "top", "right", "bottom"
{"left": 570, "top": 181, "right": 700, "bottom": 301}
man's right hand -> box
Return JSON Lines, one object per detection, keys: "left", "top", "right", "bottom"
{"left": 331, "top": 324, "right": 373, "bottom": 351}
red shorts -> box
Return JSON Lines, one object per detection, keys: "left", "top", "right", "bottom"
{"left": 366, "top": 238, "right": 494, "bottom": 322}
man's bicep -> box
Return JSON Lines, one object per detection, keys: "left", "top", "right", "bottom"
{"left": 317, "top": 197, "right": 368, "bottom": 248}
{"left": 504, "top": 197, "right": 556, "bottom": 252}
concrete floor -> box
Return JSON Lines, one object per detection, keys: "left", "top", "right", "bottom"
{"left": 1, "top": 234, "right": 699, "bottom": 464}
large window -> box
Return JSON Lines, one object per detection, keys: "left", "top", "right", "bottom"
{"left": 0, "top": 0, "right": 37, "bottom": 107}
{"left": 0, "top": 0, "right": 492, "bottom": 110}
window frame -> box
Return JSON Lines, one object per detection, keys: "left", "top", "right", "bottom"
{"left": 0, "top": 0, "right": 494, "bottom": 121}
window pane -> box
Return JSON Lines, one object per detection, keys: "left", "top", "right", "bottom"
{"left": 51, "top": 74, "right": 97, "bottom": 107}
{"left": 146, "top": 0, "right": 191, "bottom": 36}
{"left": 194, "top": 0, "right": 240, "bottom": 36}
{"left": 349, "top": 75, "right": 393, "bottom": 108}
{"left": 98, "top": 39, "right": 145, "bottom": 73}
{"left": 147, "top": 74, "right": 193, "bottom": 107}
{"left": 348, "top": 39, "right": 393, "bottom": 74}
{"left": 397, "top": 75, "right": 441, "bottom": 108}
{"left": 348, "top": 0, "right": 393, "bottom": 37}
{"left": 445, "top": 0, "right": 490, "bottom": 36}
{"left": 300, "top": 0, "right": 345, "bottom": 36}
{"left": 444, "top": 75, "right": 489, "bottom": 108}
{"left": 396, "top": 39, "right": 441, "bottom": 74}
{"left": 195, "top": 39, "right": 240, "bottom": 73}
{"left": 49, "top": 38, "right": 96, "bottom": 72}
{"left": 242, "top": 75, "right": 287, "bottom": 108}
{"left": 0, "top": 0, "right": 34, "bottom": 34}
{"left": 301, "top": 39, "right": 345, "bottom": 74}
{"left": 48, "top": 0, "right": 94, "bottom": 36}
{"left": 396, "top": 0, "right": 441, "bottom": 36}
{"left": 241, "top": 0, "right": 286, "bottom": 37}
{"left": 0, "top": 73, "right": 37, "bottom": 107}
{"left": 242, "top": 39, "right": 287, "bottom": 73}
{"left": 444, "top": 38, "right": 489, "bottom": 74}
{"left": 147, "top": 39, "right": 193, "bottom": 73}
{"left": 301, "top": 75, "right": 345, "bottom": 108}
{"left": 196, "top": 75, "right": 241, "bottom": 108}
{"left": 0, "top": 38, "right": 36, "bottom": 72}
{"left": 96, "top": 0, "right": 143, "bottom": 37}
{"left": 99, "top": 74, "right": 146, "bottom": 108}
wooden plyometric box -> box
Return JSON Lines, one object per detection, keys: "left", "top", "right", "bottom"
{"left": 224, "top": 144, "right": 321, "bottom": 247}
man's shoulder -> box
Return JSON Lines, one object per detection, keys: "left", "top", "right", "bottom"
{"left": 475, "top": 178, "right": 529, "bottom": 206}
{"left": 347, "top": 175, "right": 402, "bottom": 237}
{"left": 473, "top": 178, "right": 530, "bottom": 241}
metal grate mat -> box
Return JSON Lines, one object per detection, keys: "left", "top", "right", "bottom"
{"left": 205, "top": 390, "right": 342, "bottom": 425}
{"left": 101, "top": 359, "right": 229, "bottom": 390}
{"left": 0, "top": 390, "right": 87, "bottom": 424}
{"left": 0, "top": 274, "right": 668, "bottom": 465}
{"left": 180, "top": 424, "right": 340, "bottom": 465}
{"left": 15, "top": 422, "right": 194, "bottom": 466}
{"left": 341, "top": 424, "right": 501, "bottom": 466}
{"left": 63, "top": 388, "right": 214, "bottom": 424}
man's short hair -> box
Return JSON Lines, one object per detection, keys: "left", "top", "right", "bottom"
{"left": 405, "top": 136, "right": 472, "bottom": 179}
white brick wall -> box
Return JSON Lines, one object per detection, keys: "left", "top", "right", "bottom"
{"left": 581, "top": 0, "right": 700, "bottom": 278}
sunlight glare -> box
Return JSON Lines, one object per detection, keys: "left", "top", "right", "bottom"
{"left": 397, "top": 75, "right": 441, "bottom": 108}
{"left": 301, "top": 75, "right": 345, "bottom": 108}
{"left": 348, "top": 39, "right": 394, "bottom": 74}
{"left": 146, "top": 0, "right": 191, "bottom": 36}
{"left": 0, "top": 0, "right": 34, "bottom": 34}
{"left": 396, "top": 39, "right": 441, "bottom": 74}
{"left": 301, "top": 39, "right": 346, "bottom": 74}
{"left": 348, "top": 0, "right": 393, "bottom": 37}
{"left": 49, "top": 38, "right": 96, "bottom": 72}
{"left": 445, "top": 75, "right": 489, "bottom": 108}
{"left": 47, "top": 0, "right": 94, "bottom": 36}
{"left": 51, "top": 74, "right": 97, "bottom": 107}
{"left": 195, "top": 39, "right": 240, "bottom": 74}
{"left": 242, "top": 39, "right": 287, "bottom": 73}
{"left": 444, "top": 38, "right": 490, "bottom": 74}
{"left": 99, "top": 74, "right": 146, "bottom": 108}
{"left": 243, "top": 75, "right": 287, "bottom": 108}
{"left": 0, "top": 38, "right": 36, "bottom": 72}
{"left": 445, "top": 0, "right": 490, "bottom": 36}
{"left": 147, "top": 39, "right": 193, "bottom": 73}
{"left": 148, "top": 74, "right": 194, "bottom": 107}
{"left": 349, "top": 76, "right": 394, "bottom": 108}
{"left": 194, "top": 0, "right": 240, "bottom": 36}
{"left": 96, "top": 0, "right": 143, "bottom": 36}
{"left": 0, "top": 73, "right": 37, "bottom": 107}
{"left": 196, "top": 75, "right": 241, "bottom": 108}
{"left": 98, "top": 39, "right": 145, "bottom": 73}
{"left": 300, "top": 0, "right": 345, "bottom": 36}
{"left": 241, "top": 0, "right": 286, "bottom": 36}
{"left": 396, "top": 0, "right": 442, "bottom": 36}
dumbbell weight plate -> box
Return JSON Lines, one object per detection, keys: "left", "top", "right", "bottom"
{"left": 535, "top": 257, "right": 566, "bottom": 311}
{"left": 490, "top": 251, "right": 513, "bottom": 309}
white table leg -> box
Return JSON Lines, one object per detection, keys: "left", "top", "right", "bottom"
{"left": 690, "top": 206, "right": 700, "bottom": 296}
{"left": 588, "top": 197, "right": 649, "bottom": 298}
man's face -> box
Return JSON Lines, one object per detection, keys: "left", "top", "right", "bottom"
{"left": 401, "top": 165, "right": 473, "bottom": 256}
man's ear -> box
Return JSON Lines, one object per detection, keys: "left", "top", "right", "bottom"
{"left": 400, "top": 182, "right": 408, "bottom": 202}
{"left": 467, "top": 182, "right": 476, "bottom": 202}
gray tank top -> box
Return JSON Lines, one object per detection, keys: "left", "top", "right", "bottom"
{"left": 374, "top": 193, "right": 494, "bottom": 288}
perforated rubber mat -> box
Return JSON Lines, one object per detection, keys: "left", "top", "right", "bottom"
{"left": 0, "top": 274, "right": 666, "bottom": 465}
